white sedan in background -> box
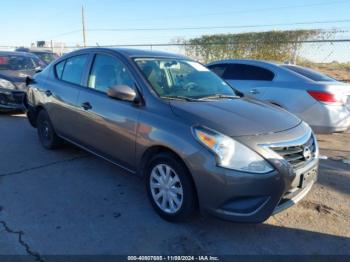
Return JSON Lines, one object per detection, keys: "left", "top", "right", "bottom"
{"left": 207, "top": 60, "right": 350, "bottom": 133}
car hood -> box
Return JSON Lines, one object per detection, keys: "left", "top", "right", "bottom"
{"left": 170, "top": 98, "right": 301, "bottom": 137}
{"left": 0, "top": 70, "right": 35, "bottom": 91}
{"left": 0, "top": 70, "right": 35, "bottom": 81}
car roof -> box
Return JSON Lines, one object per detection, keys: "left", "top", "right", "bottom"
{"left": 30, "top": 49, "right": 55, "bottom": 54}
{"left": 207, "top": 59, "right": 281, "bottom": 67}
{"left": 64, "top": 47, "right": 190, "bottom": 60}
{"left": 0, "top": 50, "right": 39, "bottom": 58}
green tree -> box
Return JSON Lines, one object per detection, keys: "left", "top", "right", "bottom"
{"left": 182, "top": 30, "right": 331, "bottom": 64}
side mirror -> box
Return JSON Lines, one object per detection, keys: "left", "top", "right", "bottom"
{"left": 35, "top": 66, "right": 43, "bottom": 73}
{"left": 25, "top": 76, "right": 35, "bottom": 86}
{"left": 107, "top": 85, "right": 137, "bottom": 102}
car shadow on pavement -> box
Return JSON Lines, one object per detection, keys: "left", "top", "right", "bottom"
{"left": 0, "top": 111, "right": 25, "bottom": 117}
{"left": 174, "top": 216, "right": 350, "bottom": 255}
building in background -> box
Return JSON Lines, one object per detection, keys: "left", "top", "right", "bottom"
{"left": 30, "top": 41, "right": 67, "bottom": 55}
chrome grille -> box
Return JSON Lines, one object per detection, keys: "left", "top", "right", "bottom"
{"left": 270, "top": 135, "right": 316, "bottom": 169}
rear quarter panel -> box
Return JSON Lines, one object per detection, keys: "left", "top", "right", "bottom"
{"left": 261, "top": 82, "right": 318, "bottom": 115}
{"left": 27, "top": 71, "right": 49, "bottom": 108}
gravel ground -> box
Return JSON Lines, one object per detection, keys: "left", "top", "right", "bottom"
{"left": 0, "top": 113, "right": 349, "bottom": 260}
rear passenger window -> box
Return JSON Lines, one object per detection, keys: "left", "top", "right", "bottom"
{"left": 223, "top": 64, "right": 274, "bottom": 81}
{"left": 208, "top": 64, "right": 227, "bottom": 77}
{"left": 55, "top": 60, "right": 65, "bottom": 79}
{"left": 61, "top": 55, "right": 88, "bottom": 85}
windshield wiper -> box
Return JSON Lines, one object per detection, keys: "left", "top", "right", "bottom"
{"left": 197, "top": 94, "right": 240, "bottom": 100}
{"left": 161, "top": 96, "right": 199, "bottom": 102}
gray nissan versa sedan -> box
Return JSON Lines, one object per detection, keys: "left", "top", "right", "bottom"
{"left": 26, "top": 48, "right": 319, "bottom": 222}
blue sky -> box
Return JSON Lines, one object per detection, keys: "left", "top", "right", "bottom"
{"left": 1, "top": 0, "right": 350, "bottom": 62}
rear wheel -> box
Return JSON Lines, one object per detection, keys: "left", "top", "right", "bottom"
{"left": 146, "top": 152, "right": 197, "bottom": 222}
{"left": 37, "top": 110, "right": 62, "bottom": 149}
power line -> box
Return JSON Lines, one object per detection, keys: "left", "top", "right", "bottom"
{"left": 119, "top": 0, "right": 350, "bottom": 22}
{"left": 45, "top": 27, "right": 348, "bottom": 41}
{"left": 40, "top": 19, "right": 350, "bottom": 40}
{"left": 194, "top": 0, "right": 350, "bottom": 16}
{"left": 61, "top": 38, "right": 350, "bottom": 48}
{"left": 43, "top": 29, "right": 350, "bottom": 44}
{"left": 11, "top": 20, "right": 350, "bottom": 45}
{"left": 1, "top": 38, "right": 350, "bottom": 49}
{"left": 86, "top": 19, "right": 350, "bottom": 32}
{"left": 31, "top": 1, "right": 350, "bottom": 41}
{"left": 45, "top": 30, "right": 81, "bottom": 39}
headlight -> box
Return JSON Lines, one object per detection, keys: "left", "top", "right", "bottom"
{"left": 193, "top": 126, "right": 274, "bottom": 174}
{"left": 0, "top": 78, "right": 16, "bottom": 90}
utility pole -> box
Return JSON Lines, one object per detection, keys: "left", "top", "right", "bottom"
{"left": 50, "top": 40, "right": 54, "bottom": 53}
{"left": 291, "top": 43, "right": 298, "bottom": 65}
{"left": 81, "top": 5, "right": 87, "bottom": 47}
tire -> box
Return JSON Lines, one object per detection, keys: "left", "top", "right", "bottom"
{"left": 26, "top": 108, "right": 37, "bottom": 127}
{"left": 36, "top": 110, "right": 62, "bottom": 149}
{"left": 145, "top": 152, "right": 197, "bottom": 222}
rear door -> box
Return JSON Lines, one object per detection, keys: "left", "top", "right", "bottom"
{"left": 75, "top": 52, "right": 140, "bottom": 171}
{"left": 210, "top": 63, "right": 275, "bottom": 100}
{"left": 44, "top": 54, "right": 91, "bottom": 140}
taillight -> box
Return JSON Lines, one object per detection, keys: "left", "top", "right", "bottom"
{"left": 307, "top": 91, "right": 345, "bottom": 104}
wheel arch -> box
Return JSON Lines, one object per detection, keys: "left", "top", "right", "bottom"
{"left": 139, "top": 145, "right": 189, "bottom": 176}
{"left": 138, "top": 145, "right": 199, "bottom": 205}
{"left": 26, "top": 104, "right": 45, "bottom": 128}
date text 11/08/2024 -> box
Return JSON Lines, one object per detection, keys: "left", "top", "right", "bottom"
{"left": 127, "top": 256, "right": 220, "bottom": 261}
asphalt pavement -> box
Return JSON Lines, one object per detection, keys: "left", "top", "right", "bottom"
{"left": 0, "top": 113, "right": 349, "bottom": 260}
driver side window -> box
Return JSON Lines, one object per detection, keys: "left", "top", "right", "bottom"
{"left": 88, "top": 54, "right": 134, "bottom": 93}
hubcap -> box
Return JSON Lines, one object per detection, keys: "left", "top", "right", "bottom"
{"left": 41, "top": 121, "right": 51, "bottom": 140}
{"left": 150, "top": 164, "right": 183, "bottom": 214}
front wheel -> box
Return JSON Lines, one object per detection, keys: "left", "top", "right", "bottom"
{"left": 146, "top": 152, "right": 197, "bottom": 222}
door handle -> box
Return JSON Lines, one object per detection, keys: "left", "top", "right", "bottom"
{"left": 249, "top": 88, "right": 260, "bottom": 95}
{"left": 45, "top": 90, "right": 52, "bottom": 97}
{"left": 81, "top": 102, "right": 92, "bottom": 110}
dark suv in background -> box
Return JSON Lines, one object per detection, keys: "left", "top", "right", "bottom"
{"left": 16, "top": 47, "right": 59, "bottom": 66}
{"left": 26, "top": 48, "right": 319, "bottom": 222}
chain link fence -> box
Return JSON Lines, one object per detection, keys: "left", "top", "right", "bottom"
{"left": 1, "top": 39, "right": 350, "bottom": 82}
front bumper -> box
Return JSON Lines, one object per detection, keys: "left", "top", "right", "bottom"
{"left": 199, "top": 159, "right": 318, "bottom": 223}
{"left": 0, "top": 88, "right": 26, "bottom": 111}
{"left": 187, "top": 123, "right": 319, "bottom": 223}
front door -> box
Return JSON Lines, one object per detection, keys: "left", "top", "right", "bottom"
{"left": 75, "top": 53, "right": 140, "bottom": 171}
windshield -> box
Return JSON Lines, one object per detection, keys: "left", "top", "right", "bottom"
{"left": 33, "top": 52, "right": 58, "bottom": 64}
{"left": 134, "top": 58, "right": 237, "bottom": 100}
{"left": 0, "top": 55, "right": 42, "bottom": 71}
{"left": 282, "top": 65, "right": 335, "bottom": 82}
